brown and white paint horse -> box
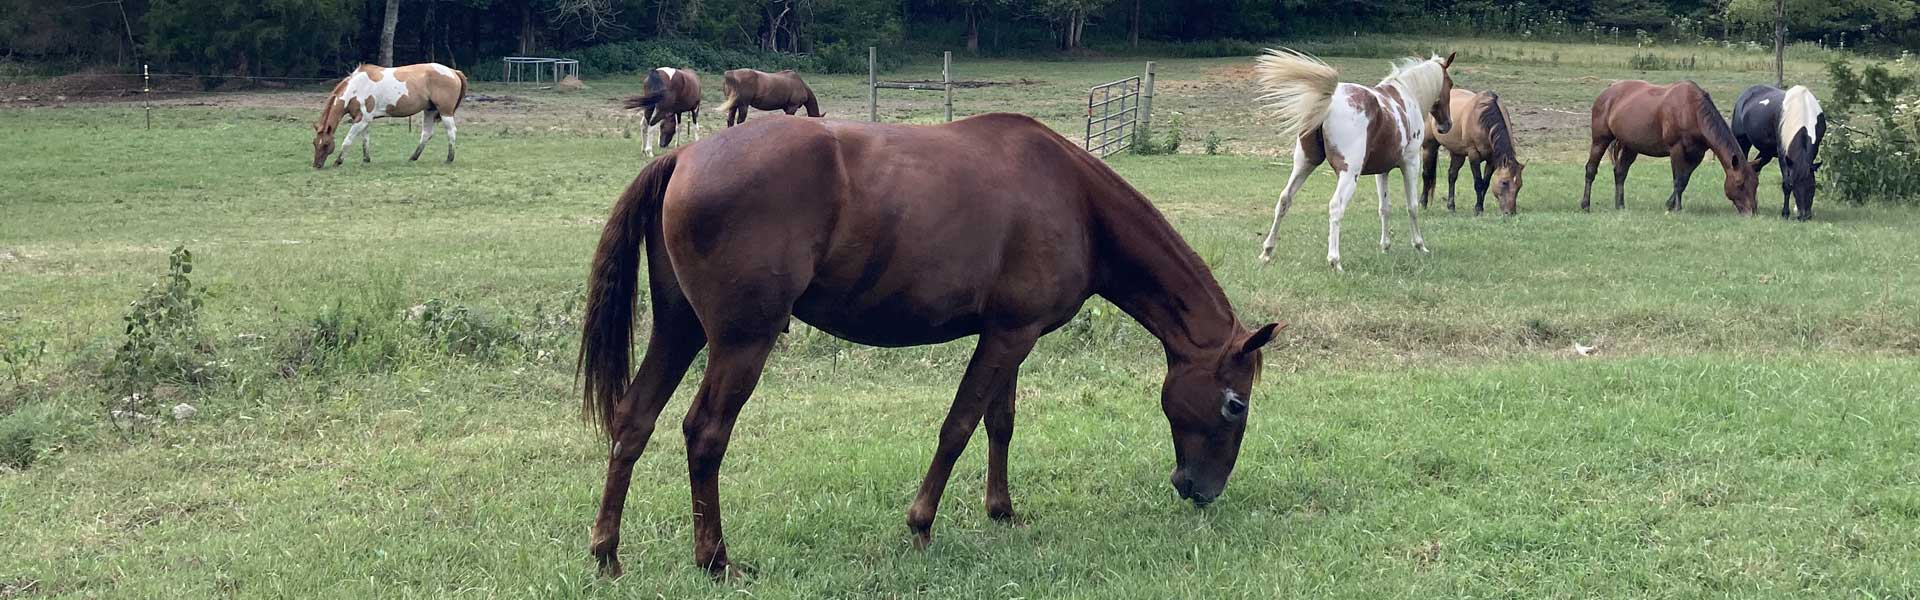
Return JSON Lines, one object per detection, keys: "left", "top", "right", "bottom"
{"left": 312, "top": 63, "right": 468, "bottom": 169}
{"left": 1254, "top": 49, "right": 1457, "bottom": 271}
{"left": 623, "top": 67, "right": 701, "bottom": 157}
{"left": 1422, "top": 89, "right": 1526, "bottom": 215}
{"left": 717, "top": 68, "right": 822, "bottom": 126}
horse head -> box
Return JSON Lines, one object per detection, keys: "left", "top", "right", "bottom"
{"left": 1165, "top": 323, "right": 1282, "bottom": 507}
{"left": 1430, "top": 52, "right": 1458, "bottom": 135}
{"left": 1724, "top": 155, "right": 1759, "bottom": 215}
{"left": 1492, "top": 161, "right": 1525, "bottom": 215}
{"left": 312, "top": 120, "right": 336, "bottom": 169}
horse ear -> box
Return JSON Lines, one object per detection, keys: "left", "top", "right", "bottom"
{"left": 1236, "top": 322, "right": 1285, "bottom": 358}
{"left": 1442, "top": 51, "right": 1457, "bottom": 68}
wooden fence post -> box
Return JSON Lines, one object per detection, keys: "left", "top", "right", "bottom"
{"left": 943, "top": 51, "right": 954, "bottom": 122}
{"left": 1139, "top": 61, "right": 1155, "bottom": 145}
{"left": 868, "top": 46, "right": 879, "bottom": 122}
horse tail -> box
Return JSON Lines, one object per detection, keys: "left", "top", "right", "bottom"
{"left": 717, "top": 83, "right": 739, "bottom": 115}
{"left": 1255, "top": 48, "right": 1340, "bottom": 143}
{"left": 579, "top": 152, "right": 678, "bottom": 439}
{"left": 627, "top": 69, "right": 669, "bottom": 111}
{"left": 446, "top": 69, "right": 468, "bottom": 115}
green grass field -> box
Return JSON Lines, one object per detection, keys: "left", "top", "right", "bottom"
{"left": 4, "top": 37, "right": 1919, "bottom": 598}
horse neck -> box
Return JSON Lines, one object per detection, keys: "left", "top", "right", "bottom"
{"left": 1482, "top": 101, "right": 1518, "bottom": 169}
{"left": 1692, "top": 94, "right": 1745, "bottom": 170}
{"left": 1084, "top": 164, "right": 1239, "bottom": 360}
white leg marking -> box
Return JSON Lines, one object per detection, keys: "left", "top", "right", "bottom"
{"left": 1376, "top": 173, "right": 1393, "bottom": 252}
{"left": 412, "top": 113, "right": 438, "bottom": 160}
{"left": 440, "top": 115, "right": 457, "bottom": 162}
{"left": 1328, "top": 171, "right": 1358, "bottom": 272}
{"left": 1260, "top": 143, "right": 1316, "bottom": 263}
{"left": 643, "top": 120, "right": 654, "bottom": 157}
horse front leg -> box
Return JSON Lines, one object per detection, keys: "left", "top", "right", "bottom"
{"left": 1470, "top": 159, "right": 1488, "bottom": 216}
{"left": 1376, "top": 173, "right": 1393, "bottom": 252}
{"left": 1611, "top": 145, "right": 1637, "bottom": 210}
{"left": 590, "top": 291, "right": 705, "bottom": 578}
{"left": 1447, "top": 152, "right": 1466, "bottom": 212}
{"left": 908, "top": 330, "right": 1038, "bottom": 549}
{"left": 334, "top": 119, "right": 371, "bottom": 166}
{"left": 1260, "top": 143, "right": 1321, "bottom": 263}
{"left": 681, "top": 336, "right": 778, "bottom": 579}
{"left": 1327, "top": 171, "right": 1359, "bottom": 272}
{"left": 1401, "top": 159, "right": 1429, "bottom": 253}
{"left": 1667, "top": 147, "right": 1701, "bottom": 212}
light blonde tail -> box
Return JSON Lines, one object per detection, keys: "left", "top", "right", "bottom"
{"left": 716, "top": 88, "right": 737, "bottom": 114}
{"left": 1254, "top": 48, "right": 1340, "bottom": 142}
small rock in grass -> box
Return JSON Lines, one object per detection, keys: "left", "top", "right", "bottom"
{"left": 172, "top": 403, "right": 197, "bottom": 422}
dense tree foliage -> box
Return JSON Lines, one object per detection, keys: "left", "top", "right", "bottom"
{"left": 5, "top": 0, "right": 1918, "bottom": 76}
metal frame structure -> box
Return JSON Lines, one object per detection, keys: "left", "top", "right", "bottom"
{"left": 1083, "top": 62, "right": 1156, "bottom": 159}
{"left": 502, "top": 57, "right": 579, "bottom": 84}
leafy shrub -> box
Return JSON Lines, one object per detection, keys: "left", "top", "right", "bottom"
{"left": 411, "top": 299, "right": 518, "bottom": 359}
{"left": 573, "top": 39, "right": 823, "bottom": 77}
{"left": 1132, "top": 114, "right": 1184, "bottom": 156}
{"left": 103, "top": 246, "right": 216, "bottom": 397}
{"left": 1205, "top": 130, "right": 1224, "bottom": 155}
{"left": 0, "top": 404, "right": 58, "bottom": 469}
{"left": 1822, "top": 60, "right": 1920, "bottom": 205}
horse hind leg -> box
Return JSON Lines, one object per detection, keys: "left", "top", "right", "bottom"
{"left": 409, "top": 110, "right": 439, "bottom": 161}
{"left": 1376, "top": 173, "right": 1393, "bottom": 252}
{"left": 1327, "top": 171, "right": 1359, "bottom": 272}
{"left": 908, "top": 329, "right": 1039, "bottom": 549}
{"left": 590, "top": 281, "right": 706, "bottom": 579}
{"left": 1447, "top": 152, "right": 1466, "bottom": 212}
{"left": 982, "top": 374, "right": 1019, "bottom": 522}
{"left": 681, "top": 334, "right": 779, "bottom": 579}
{"left": 1581, "top": 136, "right": 1612, "bottom": 211}
{"left": 1259, "top": 143, "right": 1322, "bottom": 263}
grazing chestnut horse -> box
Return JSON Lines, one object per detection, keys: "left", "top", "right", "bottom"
{"left": 1254, "top": 49, "right": 1457, "bottom": 271}
{"left": 1733, "top": 85, "right": 1827, "bottom": 220}
{"left": 717, "top": 68, "right": 822, "bottom": 126}
{"left": 578, "top": 113, "right": 1281, "bottom": 578}
{"left": 1422, "top": 89, "right": 1526, "bottom": 215}
{"left": 1581, "top": 80, "right": 1757, "bottom": 214}
{"left": 623, "top": 67, "right": 701, "bottom": 157}
{"left": 311, "top": 63, "right": 467, "bottom": 169}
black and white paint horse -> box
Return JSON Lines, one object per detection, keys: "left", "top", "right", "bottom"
{"left": 1733, "top": 85, "right": 1827, "bottom": 220}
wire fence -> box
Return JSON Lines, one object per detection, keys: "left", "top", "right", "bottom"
{"left": 0, "top": 66, "right": 358, "bottom": 129}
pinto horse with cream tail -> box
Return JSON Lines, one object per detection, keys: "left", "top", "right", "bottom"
{"left": 312, "top": 63, "right": 467, "bottom": 169}
{"left": 1254, "top": 49, "right": 1457, "bottom": 271}
{"left": 577, "top": 113, "right": 1282, "bottom": 578}
{"left": 1733, "top": 85, "right": 1826, "bottom": 220}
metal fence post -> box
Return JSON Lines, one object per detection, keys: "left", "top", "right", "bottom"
{"left": 143, "top": 64, "right": 151, "bottom": 129}
{"left": 1139, "top": 61, "right": 1155, "bottom": 146}
{"left": 943, "top": 51, "right": 954, "bottom": 122}
{"left": 868, "top": 46, "right": 878, "bottom": 122}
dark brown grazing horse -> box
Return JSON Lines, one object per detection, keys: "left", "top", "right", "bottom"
{"left": 622, "top": 67, "right": 701, "bottom": 157}
{"left": 1581, "top": 80, "right": 1758, "bottom": 214}
{"left": 579, "top": 113, "right": 1281, "bottom": 578}
{"left": 717, "top": 68, "right": 822, "bottom": 126}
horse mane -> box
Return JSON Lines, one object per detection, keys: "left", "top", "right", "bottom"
{"left": 1692, "top": 86, "right": 1742, "bottom": 163}
{"left": 1478, "top": 92, "right": 1520, "bottom": 169}
{"left": 1780, "top": 85, "right": 1824, "bottom": 157}
{"left": 1380, "top": 56, "right": 1446, "bottom": 107}
{"left": 316, "top": 74, "right": 353, "bottom": 131}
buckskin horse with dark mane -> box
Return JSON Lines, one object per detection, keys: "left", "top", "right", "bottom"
{"left": 577, "top": 113, "right": 1281, "bottom": 578}
{"left": 1733, "top": 84, "right": 1827, "bottom": 220}
{"left": 1580, "top": 80, "right": 1758, "bottom": 214}
{"left": 312, "top": 63, "right": 467, "bottom": 169}
{"left": 1422, "top": 89, "right": 1526, "bottom": 215}
{"left": 623, "top": 67, "right": 701, "bottom": 157}
{"left": 717, "top": 68, "right": 822, "bottom": 126}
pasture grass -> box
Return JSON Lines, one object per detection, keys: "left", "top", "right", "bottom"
{"left": 3, "top": 35, "right": 1918, "bottom": 598}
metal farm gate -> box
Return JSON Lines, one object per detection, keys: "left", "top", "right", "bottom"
{"left": 1083, "top": 62, "right": 1155, "bottom": 159}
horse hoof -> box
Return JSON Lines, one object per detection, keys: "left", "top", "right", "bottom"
{"left": 911, "top": 531, "right": 933, "bottom": 551}
{"left": 1329, "top": 258, "right": 1343, "bottom": 272}
{"left": 704, "top": 561, "right": 753, "bottom": 581}
{"left": 596, "top": 557, "right": 623, "bottom": 579}
{"left": 1416, "top": 244, "right": 1430, "bottom": 254}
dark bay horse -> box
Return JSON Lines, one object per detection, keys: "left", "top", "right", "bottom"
{"left": 1422, "top": 89, "right": 1526, "bottom": 215}
{"left": 717, "top": 68, "right": 822, "bottom": 126}
{"left": 312, "top": 63, "right": 467, "bottom": 168}
{"left": 1734, "top": 85, "right": 1827, "bottom": 220}
{"left": 579, "top": 113, "right": 1281, "bottom": 578}
{"left": 1581, "top": 80, "right": 1758, "bottom": 214}
{"left": 623, "top": 67, "right": 701, "bottom": 157}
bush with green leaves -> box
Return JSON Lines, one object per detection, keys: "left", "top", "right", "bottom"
{"left": 1821, "top": 59, "right": 1920, "bottom": 205}
{"left": 103, "top": 246, "right": 216, "bottom": 399}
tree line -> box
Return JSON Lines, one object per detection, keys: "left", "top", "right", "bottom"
{"left": 4, "top": 0, "right": 1916, "bottom": 77}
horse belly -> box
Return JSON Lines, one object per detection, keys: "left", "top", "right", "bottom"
{"left": 792, "top": 284, "right": 987, "bottom": 347}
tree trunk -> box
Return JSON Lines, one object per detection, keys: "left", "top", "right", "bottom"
{"left": 379, "top": 0, "right": 400, "bottom": 67}
{"left": 1773, "top": 0, "right": 1785, "bottom": 87}
{"left": 966, "top": 6, "right": 980, "bottom": 54}
{"left": 519, "top": 0, "right": 535, "bottom": 55}
{"left": 1129, "top": 0, "right": 1140, "bottom": 47}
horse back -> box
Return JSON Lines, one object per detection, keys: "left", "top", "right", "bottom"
{"left": 663, "top": 114, "right": 1098, "bottom": 345}
{"left": 1733, "top": 84, "right": 1784, "bottom": 151}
